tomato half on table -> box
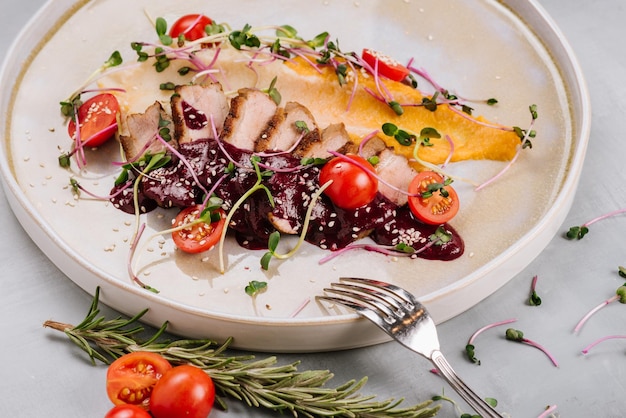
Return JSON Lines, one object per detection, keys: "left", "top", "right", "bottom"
{"left": 172, "top": 205, "right": 226, "bottom": 254}
{"left": 319, "top": 154, "right": 378, "bottom": 210}
{"left": 67, "top": 93, "right": 119, "bottom": 147}
{"left": 150, "top": 365, "right": 215, "bottom": 418}
{"left": 362, "top": 48, "right": 410, "bottom": 82}
{"left": 407, "top": 171, "right": 459, "bottom": 225}
{"left": 104, "top": 404, "right": 152, "bottom": 418}
{"left": 106, "top": 352, "right": 172, "bottom": 410}
{"left": 170, "top": 14, "right": 213, "bottom": 41}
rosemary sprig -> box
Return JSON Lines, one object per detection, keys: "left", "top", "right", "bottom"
{"left": 43, "top": 288, "right": 440, "bottom": 418}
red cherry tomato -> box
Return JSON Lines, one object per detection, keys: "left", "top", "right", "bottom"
{"left": 149, "top": 365, "right": 215, "bottom": 418}
{"left": 362, "top": 48, "right": 410, "bottom": 82}
{"left": 104, "top": 404, "right": 152, "bottom": 418}
{"left": 407, "top": 171, "right": 460, "bottom": 225}
{"left": 319, "top": 154, "right": 378, "bottom": 210}
{"left": 172, "top": 205, "right": 226, "bottom": 254}
{"left": 106, "top": 352, "right": 172, "bottom": 410}
{"left": 170, "top": 14, "right": 213, "bottom": 41}
{"left": 68, "top": 93, "right": 119, "bottom": 147}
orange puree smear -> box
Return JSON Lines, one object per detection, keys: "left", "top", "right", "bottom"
{"left": 279, "top": 57, "right": 520, "bottom": 166}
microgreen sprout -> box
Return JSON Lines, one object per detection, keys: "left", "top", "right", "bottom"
{"left": 380, "top": 122, "right": 477, "bottom": 186}
{"left": 465, "top": 318, "right": 517, "bottom": 365}
{"left": 155, "top": 17, "right": 173, "bottom": 46}
{"left": 68, "top": 177, "right": 132, "bottom": 202}
{"left": 60, "top": 50, "right": 123, "bottom": 116}
{"left": 245, "top": 280, "right": 268, "bottom": 296}
{"left": 581, "top": 335, "right": 626, "bottom": 355}
{"left": 566, "top": 207, "right": 626, "bottom": 240}
{"left": 229, "top": 24, "right": 261, "bottom": 50}
{"left": 474, "top": 104, "right": 538, "bottom": 191}
{"left": 505, "top": 328, "right": 559, "bottom": 367}
{"left": 126, "top": 223, "right": 159, "bottom": 293}
{"left": 574, "top": 282, "right": 626, "bottom": 333}
{"left": 528, "top": 275, "right": 542, "bottom": 306}
{"left": 432, "top": 391, "right": 497, "bottom": 417}
{"left": 537, "top": 405, "right": 558, "bottom": 418}
{"left": 218, "top": 157, "right": 274, "bottom": 273}
{"left": 265, "top": 76, "right": 282, "bottom": 105}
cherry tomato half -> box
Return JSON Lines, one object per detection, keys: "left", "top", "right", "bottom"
{"left": 169, "top": 14, "right": 213, "bottom": 41}
{"left": 319, "top": 154, "right": 378, "bottom": 210}
{"left": 407, "top": 171, "right": 460, "bottom": 225}
{"left": 68, "top": 93, "right": 119, "bottom": 147}
{"left": 362, "top": 48, "right": 410, "bottom": 82}
{"left": 106, "top": 352, "right": 172, "bottom": 410}
{"left": 150, "top": 365, "right": 215, "bottom": 418}
{"left": 172, "top": 205, "right": 226, "bottom": 254}
{"left": 104, "top": 404, "right": 152, "bottom": 418}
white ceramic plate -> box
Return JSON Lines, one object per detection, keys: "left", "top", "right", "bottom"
{"left": 0, "top": 0, "right": 589, "bottom": 352}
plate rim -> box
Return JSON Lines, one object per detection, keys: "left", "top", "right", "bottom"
{"left": 0, "top": 0, "right": 591, "bottom": 351}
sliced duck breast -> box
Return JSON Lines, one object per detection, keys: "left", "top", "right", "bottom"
{"left": 221, "top": 88, "right": 277, "bottom": 151}
{"left": 255, "top": 102, "right": 320, "bottom": 153}
{"left": 294, "top": 122, "right": 354, "bottom": 159}
{"left": 171, "top": 83, "right": 229, "bottom": 144}
{"left": 375, "top": 148, "right": 418, "bottom": 206}
{"left": 119, "top": 101, "right": 173, "bottom": 161}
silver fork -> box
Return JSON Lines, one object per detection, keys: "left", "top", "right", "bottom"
{"left": 317, "top": 277, "right": 503, "bottom": 418}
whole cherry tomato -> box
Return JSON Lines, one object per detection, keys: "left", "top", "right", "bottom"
{"left": 149, "top": 365, "right": 215, "bottom": 418}
{"left": 170, "top": 14, "right": 213, "bottom": 41}
{"left": 319, "top": 154, "right": 378, "bottom": 210}
{"left": 104, "top": 404, "right": 152, "bottom": 418}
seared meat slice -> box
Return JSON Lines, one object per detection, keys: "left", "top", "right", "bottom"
{"left": 119, "top": 101, "right": 173, "bottom": 161}
{"left": 255, "top": 102, "right": 320, "bottom": 153}
{"left": 171, "top": 83, "right": 229, "bottom": 144}
{"left": 221, "top": 88, "right": 277, "bottom": 151}
{"left": 375, "top": 148, "right": 418, "bottom": 206}
{"left": 357, "top": 137, "right": 387, "bottom": 159}
{"left": 294, "top": 123, "right": 354, "bottom": 159}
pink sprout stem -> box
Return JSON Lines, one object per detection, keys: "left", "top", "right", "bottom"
{"left": 290, "top": 298, "right": 311, "bottom": 318}
{"left": 467, "top": 318, "right": 517, "bottom": 346}
{"left": 581, "top": 207, "right": 626, "bottom": 228}
{"left": 531, "top": 274, "right": 539, "bottom": 291}
{"left": 537, "top": 405, "right": 558, "bottom": 418}
{"left": 521, "top": 338, "right": 559, "bottom": 368}
{"left": 126, "top": 223, "right": 157, "bottom": 292}
{"left": 75, "top": 180, "right": 133, "bottom": 201}
{"left": 318, "top": 243, "right": 414, "bottom": 264}
{"left": 581, "top": 335, "right": 626, "bottom": 355}
{"left": 574, "top": 295, "right": 620, "bottom": 333}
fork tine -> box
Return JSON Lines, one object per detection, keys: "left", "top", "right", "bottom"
{"left": 339, "top": 276, "right": 420, "bottom": 306}
{"left": 319, "top": 285, "right": 396, "bottom": 317}
{"left": 316, "top": 293, "right": 394, "bottom": 331}
{"left": 328, "top": 283, "right": 404, "bottom": 313}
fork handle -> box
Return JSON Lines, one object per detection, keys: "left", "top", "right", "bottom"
{"left": 430, "top": 350, "right": 503, "bottom": 418}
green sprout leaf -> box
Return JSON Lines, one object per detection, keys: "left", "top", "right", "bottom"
{"left": 566, "top": 225, "right": 589, "bottom": 240}
{"left": 105, "top": 50, "right": 123, "bottom": 68}
{"left": 155, "top": 17, "right": 173, "bottom": 45}
{"left": 245, "top": 280, "right": 268, "bottom": 296}
{"left": 465, "top": 344, "right": 479, "bottom": 365}
{"left": 229, "top": 24, "right": 260, "bottom": 50}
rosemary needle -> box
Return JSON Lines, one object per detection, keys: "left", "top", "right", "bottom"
{"left": 44, "top": 287, "right": 440, "bottom": 418}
